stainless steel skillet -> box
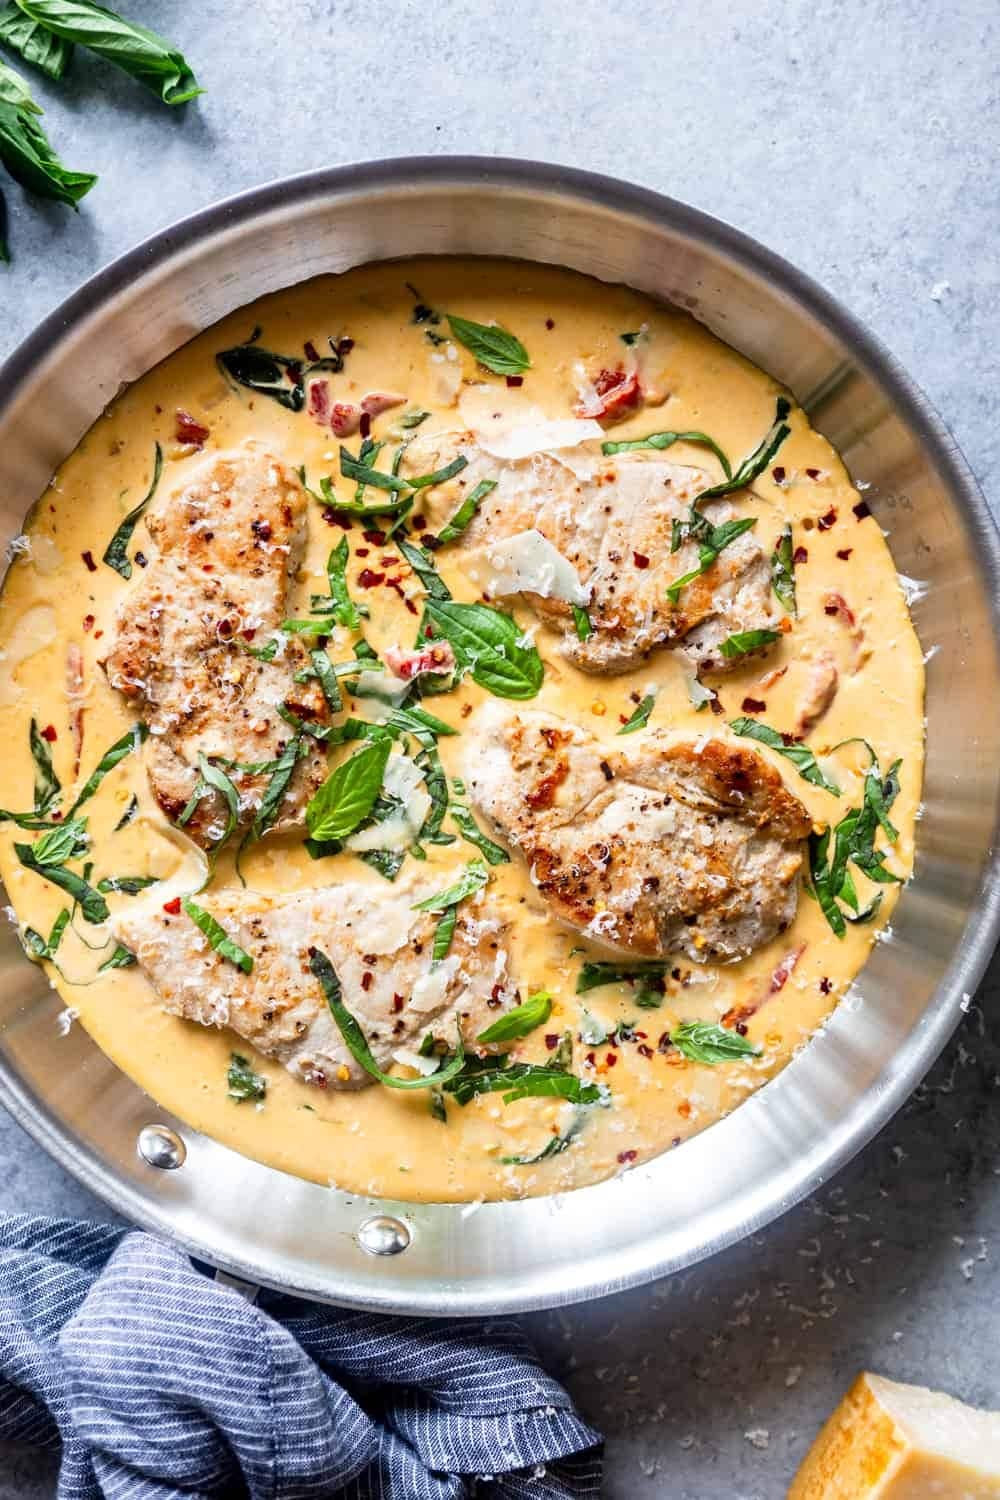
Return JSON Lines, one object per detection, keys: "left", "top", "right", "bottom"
{"left": 0, "top": 156, "right": 997, "bottom": 1314}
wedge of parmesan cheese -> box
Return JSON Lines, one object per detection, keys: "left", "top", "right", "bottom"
{"left": 789, "top": 1373, "right": 1000, "bottom": 1499}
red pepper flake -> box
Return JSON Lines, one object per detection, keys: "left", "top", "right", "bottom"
{"left": 175, "top": 408, "right": 209, "bottom": 448}
{"left": 836, "top": 548, "right": 853, "bottom": 560}
{"left": 355, "top": 547, "right": 370, "bottom": 558}
{"left": 545, "top": 318, "right": 555, "bottom": 330}
{"left": 357, "top": 568, "right": 384, "bottom": 588}
{"left": 819, "top": 976, "right": 833, "bottom": 995}
{"left": 163, "top": 896, "right": 182, "bottom": 916}
{"left": 735, "top": 1021, "right": 749, "bottom": 1036}
{"left": 823, "top": 602, "right": 840, "bottom": 617}
{"left": 361, "top": 970, "right": 374, "bottom": 992}
{"left": 251, "top": 518, "right": 272, "bottom": 542}
{"left": 637, "top": 1043, "right": 653, "bottom": 1059}
{"left": 817, "top": 508, "right": 838, "bottom": 531}
{"left": 82, "top": 614, "right": 95, "bottom": 633}
{"left": 359, "top": 411, "right": 372, "bottom": 439}
{"left": 506, "top": 375, "right": 524, "bottom": 388}
{"left": 363, "top": 528, "right": 386, "bottom": 545}
{"left": 741, "top": 696, "right": 766, "bottom": 713}
{"left": 303, "top": 340, "right": 321, "bottom": 363}
{"left": 657, "top": 1032, "right": 673, "bottom": 1053}
{"left": 40, "top": 724, "right": 57, "bottom": 742}
{"left": 134, "top": 551, "right": 148, "bottom": 568}
{"left": 411, "top": 514, "right": 426, "bottom": 531}
{"left": 617, "top": 1149, "right": 637, "bottom": 1164}
{"left": 806, "top": 467, "right": 822, "bottom": 480}
{"left": 544, "top": 1033, "right": 560, "bottom": 1050}
{"left": 81, "top": 550, "right": 97, "bottom": 572}
{"left": 793, "top": 545, "right": 809, "bottom": 564}
{"left": 585, "top": 1051, "right": 596, "bottom": 1067}
{"left": 853, "top": 499, "right": 871, "bottom": 520}
{"left": 337, "top": 337, "right": 355, "bottom": 356}
{"left": 772, "top": 465, "right": 786, "bottom": 483}
{"left": 605, "top": 1051, "right": 618, "bottom": 1067}
{"left": 322, "top": 509, "right": 353, "bottom": 529}
{"left": 392, "top": 993, "right": 404, "bottom": 1013}
{"left": 709, "top": 696, "right": 724, "bottom": 715}
{"left": 632, "top": 551, "right": 650, "bottom": 569}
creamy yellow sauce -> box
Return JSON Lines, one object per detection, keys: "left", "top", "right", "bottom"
{"left": 0, "top": 258, "right": 925, "bottom": 1202}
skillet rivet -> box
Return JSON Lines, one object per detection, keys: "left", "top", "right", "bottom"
{"left": 137, "top": 1123, "right": 186, "bottom": 1170}
{"left": 358, "top": 1215, "right": 410, "bottom": 1256}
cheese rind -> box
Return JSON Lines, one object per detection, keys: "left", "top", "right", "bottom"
{"left": 789, "top": 1373, "right": 1000, "bottom": 1499}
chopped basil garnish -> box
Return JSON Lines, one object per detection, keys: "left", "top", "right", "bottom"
{"left": 730, "top": 716, "right": 840, "bottom": 795}
{"left": 397, "top": 537, "right": 452, "bottom": 599}
{"left": 446, "top": 314, "right": 530, "bottom": 375}
{"left": 445, "top": 1060, "right": 602, "bottom": 1108}
{"left": 14, "top": 817, "right": 108, "bottom": 924}
{"left": 718, "top": 628, "right": 782, "bottom": 660}
{"left": 437, "top": 477, "right": 496, "bottom": 544}
{"left": 227, "top": 1051, "right": 267, "bottom": 1103}
{"left": 666, "top": 515, "right": 757, "bottom": 604}
{"left": 305, "top": 737, "right": 390, "bottom": 843}
{"left": 602, "top": 428, "right": 732, "bottom": 477}
{"left": 771, "top": 523, "right": 797, "bottom": 614}
{"left": 310, "top": 946, "right": 467, "bottom": 1090}
{"left": 671, "top": 1021, "right": 760, "bottom": 1064}
{"left": 420, "top": 599, "right": 543, "bottom": 701}
{"left": 572, "top": 606, "right": 594, "bottom": 642}
{"left": 29, "top": 716, "right": 60, "bottom": 813}
{"left": 113, "top": 793, "right": 139, "bottom": 830}
{"left": 617, "top": 693, "right": 655, "bottom": 734}
{"left": 576, "top": 960, "right": 667, "bottom": 1004}
{"left": 247, "top": 734, "right": 301, "bottom": 842}
{"left": 309, "top": 649, "right": 342, "bottom": 713}
{"left": 449, "top": 803, "right": 510, "bottom": 865}
{"left": 338, "top": 444, "right": 411, "bottom": 496}
{"left": 809, "top": 753, "right": 902, "bottom": 937}
{"left": 413, "top": 740, "right": 455, "bottom": 848}
{"left": 695, "top": 398, "right": 792, "bottom": 501}
{"left": 181, "top": 896, "right": 253, "bottom": 974}
{"left": 15, "top": 0, "right": 202, "bottom": 105}
{"left": 102, "top": 443, "right": 163, "bottom": 579}
{"left": 478, "top": 990, "right": 552, "bottom": 1044}
{"left": 501, "top": 1111, "right": 585, "bottom": 1165}
{"left": 399, "top": 408, "right": 431, "bottom": 429}
{"left": 95, "top": 875, "right": 158, "bottom": 894}
{"left": 195, "top": 753, "right": 240, "bottom": 846}
{"left": 67, "top": 722, "right": 147, "bottom": 816}
{"left": 22, "top": 906, "right": 69, "bottom": 961}
{"left": 97, "top": 943, "right": 136, "bottom": 972}
{"left": 412, "top": 860, "right": 489, "bottom": 914}
{"left": 218, "top": 336, "right": 342, "bottom": 411}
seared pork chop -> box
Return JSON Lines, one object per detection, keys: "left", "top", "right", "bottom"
{"left": 465, "top": 705, "right": 811, "bottom": 963}
{"left": 401, "top": 432, "right": 783, "bottom": 675}
{"left": 101, "top": 450, "right": 329, "bottom": 845}
{"left": 113, "top": 881, "right": 514, "bottom": 1089}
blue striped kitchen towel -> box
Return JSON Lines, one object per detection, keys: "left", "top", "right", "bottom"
{"left": 0, "top": 1215, "right": 603, "bottom": 1498}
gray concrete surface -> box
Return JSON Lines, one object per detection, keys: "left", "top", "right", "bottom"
{"left": 1, "top": 0, "right": 998, "bottom": 1494}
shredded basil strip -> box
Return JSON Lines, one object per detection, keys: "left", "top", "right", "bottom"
{"left": 14, "top": 839, "right": 108, "bottom": 924}
{"left": 407, "top": 454, "right": 468, "bottom": 491}
{"left": 730, "top": 716, "right": 841, "bottom": 795}
{"left": 313, "top": 536, "right": 361, "bottom": 628}
{"left": 718, "top": 628, "right": 782, "bottom": 660}
{"left": 102, "top": 443, "right": 163, "bottom": 579}
{"left": 696, "top": 398, "right": 792, "bottom": 501}
{"left": 95, "top": 875, "right": 158, "bottom": 894}
{"left": 338, "top": 446, "right": 411, "bottom": 496}
{"left": 431, "top": 905, "right": 458, "bottom": 961}
{"left": 398, "top": 537, "right": 452, "bottom": 599}
{"left": 617, "top": 693, "right": 655, "bottom": 734}
{"left": 437, "top": 477, "right": 496, "bottom": 543}
{"left": 113, "top": 793, "right": 138, "bottom": 830}
{"left": 478, "top": 990, "right": 552, "bottom": 1044}
{"left": 576, "top": 960, "right": 668, "bottom": 994}
{"left": 309, "top": 649, "right": 342, "bottom": 713}
{"left": 602, "top": 428, "right": 732, "bottom": 477}
{"left": 501, "top": 1111, "right": 585, "bottom": 1165}
{"left": 311, "top": 946, "right": 467, "bottom": 1090}
{"left": 671, "top": 1021, "right": 760, "bottom": 1064}
{"left": 421, "top": 599, "right": 544, "bottom": 701}
{"left": 571, "top": 605, "right": 594, "bottom": 641}
{"left": 771, "top": 523, "right": 797, "bottom": 614}
{"left": 399, "top": 408, "right": 431, "bottom": 429}
{"left": 446, "top": 314, "right": 530, "bottom": 375}
{"left": 23, "top": 906, "right": 70, "bottom": 961}
{"left": 67, "top": 722, "right": 147, "bottom": 815}
{"left": 181, "top": 896, "right": 253, "bottom": 974}
{"left": 29, "top": 716, "right": 60, "bottom": 812}
{"left": 666, "top": 516, "right": 758, "bottom": 604}
{"left": 228, "top": 1051, "right": 267, "bottom": 1103}
{"left": 446, "top": 1061, "right": 602, "bottom": 1108}
{"left": 0, "top": 4, "right": 73, "bottom": 79}
{"left": 248, "top": 734, "right": 301, "bottom": 841}
{"left": 305, "top": 737, "right": 390, "bottom": 843}
{"left": 809, "top": 754, "right": 903, "bottom": 937}
{"left": 97, "top": 943, "right": 136, "bottom": 971}
{"left": 449, "top": 803, "right": 510, "bottom": 865}
{"left": 14, "top": 0, "right": 202, "bottom": 105}
{"left": 412, "top": 860, "right": 489, "bottom": 913}
{"left": 194, "top": 753, "right": 240, "bottom": 846}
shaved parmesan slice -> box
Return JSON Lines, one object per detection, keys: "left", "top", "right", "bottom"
{"left": 410, "top": 954, "right": 462, "bottom": 1013}
{"left": 351, "top": 669, "right": 410, "bottom": 720}
{"left": 346, "top": 753, "right": 431, "bottom": 854}
{"left": 479, "top": 529, "right": 589, "bottom": 606}
{"left": 477, "top": 418, "right": 604, "bottom": 461}
{"left": 391, "top": 1046, "right": 442, "bottom": 1077}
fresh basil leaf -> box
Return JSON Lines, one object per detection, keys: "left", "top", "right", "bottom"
{"left": 449, "top": 803, "right": 510, "bottom": 865}
{"left": 576, "top": 960, "right": 667, "bottom": 995}
{"left": 0, "top": 3, "right": 73, "bottom": 78}
{"left": 478, "top": 989, "right": 552, "bottom": 1045}
{"left": 446, "top": 314, "right": 530, "bottom": 375}
{"left": 15, "top": 0, "right": 202, "bottom": 105}
{"left": 771, "top": 522, "right": 796, "bottom": 614}
{"left": 399, "top": 408, "right": 431, "bottom": 429}
{"left": 406, "top": 454, "right": 468, "bottom": 491}
{"left": 421, "top": 599, "right": 543, "bottom": 701}
{"left": 601, "top": 428, "right": 732, "bottom": 478}
{"left": 305, "top": 737, "right": 390, "bottom": 843}
{"left": 95, "top": 874, "right": 158, "bottom": 894}
{"left": 217, "top": 342, "right": 304, "bottom": 410}
{"left": 617, "top": 693, "right": 655, "bottom": 734}
{"left": 315, "top": 536, "right": 360, "bottom": 629}
{"left": 67, "top": 721, "right": 147, "bottom": 815}
{"left": 102, "top": 442, "right": 162, "bottom": 578}
{"left": 26, "top": 815, "right": 88, "bottom": 866}
{"left": 181, "top": 896, "right": 253, "bottom": 974}
{"left": 412, "top": 860, "right": 489, "bottom": 913}
{"left": 437, "top": 477, "right": 496, "bottom": 544}
{"left": 696, "top": 398, "right": 792, "bottom": 501}
{"left": 0, "top": 53, "right": 40, "bottom": 106}
{"left": 671, "top": 1021, "right": 760, "bottom": 1064}
{"left": 730, "top": 716, "right": 841, "bottom": 795}
{"left": 29, "top": 716, "right": 60, "bottom": 812}
{"left": 0, "top": 95, "right": 94, "bottom": 204}
{"left": 97, "top": 942, "right": 135, "bottom": 971}
{"left": 571, "top": 605, "right": 593, "bottom": 641}
{"left": 718, "top": 628, "right": 782, "bottom": 660}
{"left": 398, "top": 537, "right": 452, "bottom": 599}
{"left": 431, "top": 905, "right": 458, "bottom": 961}
{"left": 248, "top": 734, "right": 301, "bottom": 841}
{"left": 311, "top": 946, "right": 467, "bottom": 1090}
{"left": 309, "top": 649, "right": 342, "bottom": 713}
{"left": 14, "top": 838, "right": 108, "bottom": 923}
{"left": 227, "top": 1051, "right": 266, "bottom": 1103}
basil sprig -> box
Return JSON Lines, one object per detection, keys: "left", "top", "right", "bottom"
{"left": 617, "top": 693, "right": 655, "bottom": 734}
{"left": 227, "top": 1052, "right": 266, "bottom": 1103}
{"left": 305, "top": 737, "right": 390, "bottom": 844}
{"left": 718, "top": 628, "right": 782, "bottom": 660}
{"left": 437, "top": 477, "right": 496, "bottom": 544}
{"left": 601, "top": 428, "right": 732, "bottom": 476}
{"left": 310, "top": 946, "right": 467, "bottom": 1091}
{"left": 446, "top": 314, "right": 530, "bottom": 375}
{"left": 420, "top": 599, "right": 543, "bottom": 701}
{"left": 671, "top": 1021, "right": 760, "bottom": 1064}
{"left": 13, "top": 0, "right": 200, "bottom": 103}
{"left": 730, "top": 716, "right": 840, "bottom": 795}
{"left": 771, "top": 523, "right": 797, "bottom": 614}
{"left": 181, "top": 896, "right": 253, "bottom": 974}
{"left": 809, "top": 753, "right": 902, "bottom": 936}
{"left": 0, "top": 4, "right": 72, "bottom": 78}
{"left": 102, "top": 442, "right": 162, "bottom": 578}
{"left": 478, "top": 989, "right": 552, "bottom": 1045}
